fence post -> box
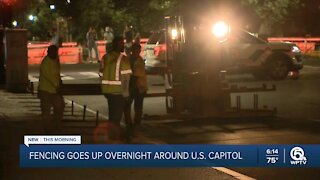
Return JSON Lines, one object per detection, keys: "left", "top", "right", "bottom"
{"left": 83, "top": 105, "right": 86, "bottom": 121}
{"left": 236, "top": 95, "right": 241, "bottom": 111}
{"left": 95, "top": 110, "right": 99, "bottom": 126}
{"left": 71, "top": 101, "right": 74, "bottom": 116}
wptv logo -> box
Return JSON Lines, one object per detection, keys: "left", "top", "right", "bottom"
{"left": 290, "top": 147, "right": 307, "bottom": 165}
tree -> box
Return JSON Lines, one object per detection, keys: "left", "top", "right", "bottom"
{"left": 242, "top": 0, "right": 300, "bottom": 36}
{"left": 44, "top": 0, "right": 177, "bottom": 43}
{"left": 8, "top": 0, "right": 177, "bottom": 42}
{"left": 295, "top": 0, "right": 320, "bottom": 36}
{"left": 11, "top": 0, "right": 60, "bottom": 40}
{"left": 109, "top": 0, "right": 178, "bottom": 36}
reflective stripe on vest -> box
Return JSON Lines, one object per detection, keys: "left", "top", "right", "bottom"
{"left": 121, "top": 69, "right": 132, "bottom": 75}
{"left": 102, "top": 80, "right": 121, "bottom": 85}
{"left": 101, "top": 54, "right": 132, "bottom": 92}
{"left": 115, "top": 54, "right": 122, "bottom": 81}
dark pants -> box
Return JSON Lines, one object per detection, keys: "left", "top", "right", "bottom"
{"left": 88, "top": 44, "right": 99, "bottom": 61}
{"left": 104, "top": 94, "right": 125, "bottom": 125}
{"left": 124, "top": 89, "right": 145, "bottom": 126}
{"left": 38, "top": 90, "right": 65, "bottom": 132}
{"left": 106, "top": 42, "right": 113, "bottom": 53}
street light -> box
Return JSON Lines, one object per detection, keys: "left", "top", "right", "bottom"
{"left": 28, "top": 15, "right": 35, "bottom": 21}
{"left": 50, "top": 4, "right": 55, "bottom": 10}
{"left": 12, "top": 20, "right": 17, "bottom": 27}
{"left": 28, "top": 15, "right": 34, "bottom": 21}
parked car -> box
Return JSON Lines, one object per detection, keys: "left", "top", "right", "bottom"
{"left": 222, "top": 29, "right": 303, "bottom": 80}
{"left": 143, "top": 31, "right": 166, "bottom": 74}
{"left": 144, "top": 29, "right": 303, "bottom": 80}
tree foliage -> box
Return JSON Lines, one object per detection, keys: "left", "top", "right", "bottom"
{"left": 242, "top": 0, "right": 299, "bottom": 23}
{"left": 241, "top": 0, "right": 300, "bottom": 35}
{"left": 11, "top": 0, "right": 60, "bottom": 40}
{"left": 295, "top": 0, "right": 320, "bottom": 36}
{"left": 46, "top": 0, "right": 177, "bottom": 43}
{"left": 8, "top": 0, "right": 320, "bottom": 41}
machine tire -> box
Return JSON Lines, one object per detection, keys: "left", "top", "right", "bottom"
{"left": 267, "top": 54, "right": 289, "bottom": 80}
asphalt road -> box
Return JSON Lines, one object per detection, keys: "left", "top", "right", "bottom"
{"left": 28, "top": 63, "right": 320, "bottom": 179}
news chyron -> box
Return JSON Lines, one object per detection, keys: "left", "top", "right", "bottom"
{"left": 20, "top": 135, "right": 320, "bottom": 167}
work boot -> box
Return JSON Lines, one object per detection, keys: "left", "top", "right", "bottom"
{"left": 134, "top": 111, "right": 143, "bottom": 127}
{"left": 125, "top": 123, "right": 134, "bottom": 143}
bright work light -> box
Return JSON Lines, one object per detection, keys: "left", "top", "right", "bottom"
{"left": 171, "top": 29, "right": 178, "bottom": 40}
{"left": 212, "top": 21, "right": 229, "bottom": 38}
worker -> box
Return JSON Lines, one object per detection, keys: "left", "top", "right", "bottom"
{"left": 86, "top": 27, "right": 99, "bottom": 63}
{"left": 101, "top": 36, "right": 132, "bottom": 129}
{"left": 38, "top": 45, "right": 64, "bottom": 133}
{"left": 123, "top": 25, "right": 134, "bottom": 55}
{"left": 104, "top": 26, "right": 114, "bottom": 53}
{"left": 124, "top": 43, "right": 148, "bottom": 140}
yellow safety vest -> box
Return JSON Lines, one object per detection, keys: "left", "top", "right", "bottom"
{"left": 101, "top": 52, "right": 132, "bottom": 94}
{"left": 131, "top": 56, "right": 148, "bottom": 93}
{"left": 38, "top": 56, "right": 61, "bottom": 93}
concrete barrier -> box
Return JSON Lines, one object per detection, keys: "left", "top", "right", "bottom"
{"left": 28, "top": 39, "right": 148, "bottom": 65}
{"left": 268, "top": 37, "right": 320, "bottom": 53}
{"left": 28, "top": 42, "right": 82, "bottom": 64}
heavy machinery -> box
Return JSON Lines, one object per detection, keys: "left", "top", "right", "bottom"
{"left": 145, "top": 16, "right": 277, "bottom": 119}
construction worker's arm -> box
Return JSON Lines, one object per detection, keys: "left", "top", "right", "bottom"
{"left": 120, "top": 57, "right": 132, "bottom": 98}
{"left": 50, "top": 61, "right": 61, "bottom": 89}
{"left": 121, "top": 74, "right": 130, "bottom": 98}
{"left": 133, "top": 57, "right": 146, "bottom": 77}
{"left": 134, "top": 58, "right": 148, "bottom": 93}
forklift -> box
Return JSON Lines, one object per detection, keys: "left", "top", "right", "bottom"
{"left": 145, "top": 16, "right": 276, "bottom": 120}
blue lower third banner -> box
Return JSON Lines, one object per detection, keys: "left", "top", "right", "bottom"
{"left": 20, "top": 145, "right": 320, "bottom": 167}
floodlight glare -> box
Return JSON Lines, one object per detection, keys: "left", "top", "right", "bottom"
{"left": 171, "top": 29, "right": 178, "bottom": 40}
{"left": 50, "top": 4, "right": 55, "bottom": 10}
{"left": 212, "top": 21, "right": 229, "bottom": 38}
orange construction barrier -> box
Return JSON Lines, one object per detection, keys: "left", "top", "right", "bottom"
{"left": 268, "top": 37, "right": 320, "bottom": 53}
{"left": 28, "top": 39, "right": 148, "bottom": 64}
{"left": 28, "top": 42, "right": 82, "bottom": 64}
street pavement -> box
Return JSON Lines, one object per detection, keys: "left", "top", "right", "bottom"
{"left": 6, "top": 61, "right": 320, "bottom": 179}
{"left": 0, "top": 86, "right": 236, "bottom": 179}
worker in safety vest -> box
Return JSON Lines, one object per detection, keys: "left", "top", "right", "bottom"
{"left": 101, "top": 36, "right": 132, "bottom": 127}
{"left": 38, "top": 45, "right": 65, "bottom": 132}
{"left": 124, "top": 43, "right": 148, "bottom": 140}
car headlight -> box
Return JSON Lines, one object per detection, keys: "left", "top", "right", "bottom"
{"left": 291, "top": 46, "right": 301, "bottom": 53}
